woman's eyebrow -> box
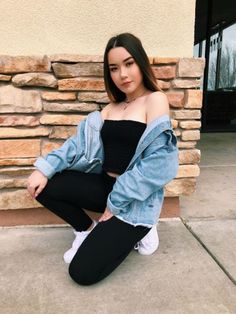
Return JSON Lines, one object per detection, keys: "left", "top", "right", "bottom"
{"left": 109, "top": 56, "right": 133, "bottom": 66}
{"left": 123, "top": 56, "right": 133, "bottom": 62}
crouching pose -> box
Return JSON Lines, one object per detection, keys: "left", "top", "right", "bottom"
{"left": 27, "top": 33, "right": 178, "bottom": 286}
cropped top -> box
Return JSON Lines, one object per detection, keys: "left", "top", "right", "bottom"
{"left": 100, "top": 119, "right": 146, "bottom": 174}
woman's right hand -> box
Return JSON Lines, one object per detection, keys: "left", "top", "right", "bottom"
{"left": 27, "top": 170, "right": 48, "bottom": 199}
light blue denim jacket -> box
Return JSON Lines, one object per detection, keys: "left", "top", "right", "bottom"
{"left": 34, "top": 111, "right": 179, "bottom": 227}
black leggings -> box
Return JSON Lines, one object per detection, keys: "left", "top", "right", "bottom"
{"left": 36, "top": 170, "right": 150, "bottom": 285}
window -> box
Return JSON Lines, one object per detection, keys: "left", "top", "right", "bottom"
{"left": 207, "top": 33, "right": 219, "bottom": 90}
{"left": 193, "top": 40, "right": 206, "bottom": 58}
{"left": 218, "top": 23, "right": 236, "bottom": 90}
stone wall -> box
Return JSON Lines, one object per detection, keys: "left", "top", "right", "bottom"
{"left": 0, "top": 54, "right": 205, "bottom": 212}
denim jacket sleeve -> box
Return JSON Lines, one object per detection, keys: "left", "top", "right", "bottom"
{"left": 34, "top": 120, "right": 86, "bottom": 179}
{"left": 107, "top": 129, "right": 179, "bottom": 215}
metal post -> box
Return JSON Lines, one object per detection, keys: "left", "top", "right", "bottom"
{"left": 215, "top": 22, "right": 225, "bottom": 90}
{"left": 202, "top": 0, "right": 213, "bottom": 131}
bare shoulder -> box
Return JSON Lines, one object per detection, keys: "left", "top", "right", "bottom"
{"left": 101, "top": 103, "right": 115, "bottom": 120}
{"left": 146, "top": 91, "right": 170, "bottom": 124}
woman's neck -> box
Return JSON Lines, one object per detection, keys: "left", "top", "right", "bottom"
{"left": 125, "top": 88, "right": 149, "bottom": 103}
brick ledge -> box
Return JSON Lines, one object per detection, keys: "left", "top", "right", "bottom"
{"left": 0, "top": 197, "right": 179, "bottom": 227}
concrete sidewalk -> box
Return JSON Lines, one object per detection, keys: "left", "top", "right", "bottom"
{"left": 0, "top": 220, "right": 235, "bottom": 314}
{"left": 0, "top": 133, "right": 235, "bottom": 314}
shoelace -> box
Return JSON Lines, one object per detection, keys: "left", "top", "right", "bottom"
{"left": 134, "top": 242, "right": 140, "bottom": 250}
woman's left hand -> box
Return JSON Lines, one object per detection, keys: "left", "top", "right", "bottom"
{"left": 99, "top": 207, "right": 114, "bottom": 222}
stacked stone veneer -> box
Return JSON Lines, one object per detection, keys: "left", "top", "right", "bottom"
{"left": 0, "top": 54, "right": 205, "bottom": 211}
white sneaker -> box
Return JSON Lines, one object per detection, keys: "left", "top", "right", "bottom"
{"left": 63, "top": 221, "right": 97, "bottom": 264}
{"left": 135, "top": 225, "right": 159, "bottom": 255}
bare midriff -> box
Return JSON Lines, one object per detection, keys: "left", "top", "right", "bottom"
{"left": 106, "top": 171, "right": 119, "bottom": 178}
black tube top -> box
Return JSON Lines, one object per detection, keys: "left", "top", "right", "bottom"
{"left": 100, "top": 119, "right": 146, "bottom": 175}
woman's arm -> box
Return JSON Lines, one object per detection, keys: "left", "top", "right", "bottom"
{"left": 27, "top": 119, "right": 86, "bottom": 198}
{"left": 146, "top": 91, "right": 170, "bottom": 124}
{"left": 34, "top": 119, "right": 86, "bottom": 179}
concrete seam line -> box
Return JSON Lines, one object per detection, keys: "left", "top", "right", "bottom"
{"left": 180, "top": 217, "right": 236, "bottom": 286}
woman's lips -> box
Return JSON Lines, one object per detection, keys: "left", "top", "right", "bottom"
{"left": 121, "top": 81, "right": 131, "bottom": 86}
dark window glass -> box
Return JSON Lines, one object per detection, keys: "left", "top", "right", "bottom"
{"left": 219, "top": 23, "right": 236, "bottom": 90}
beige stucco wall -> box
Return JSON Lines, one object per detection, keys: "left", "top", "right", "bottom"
{"left": 0, "top": 0, "right": 195, "bottom": 57}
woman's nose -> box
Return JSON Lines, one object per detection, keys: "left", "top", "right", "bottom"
{"left": 120, "top": 66, "right": 128, "bottom": 78}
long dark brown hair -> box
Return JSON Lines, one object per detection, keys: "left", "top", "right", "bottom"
{"left": 103, "top": 33, "right": 161, "bottom": 103}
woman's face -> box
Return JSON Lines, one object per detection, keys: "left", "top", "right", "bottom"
{"left": 107, "top": 47, "right": 144, "bottom": 97}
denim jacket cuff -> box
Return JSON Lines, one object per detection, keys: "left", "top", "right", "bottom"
{"left": 107, "top": 197, "right": 121, "bottom": 216}
{"left": 34, "top": 157, "right": 56, "bottom": 179}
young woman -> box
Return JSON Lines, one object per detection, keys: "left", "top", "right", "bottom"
{"left": 27, "top": 33, "right": 178, "bottom": 285}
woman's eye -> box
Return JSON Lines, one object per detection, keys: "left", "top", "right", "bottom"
{"left": 110, "top": 67, "right": 117, "bottom": 72}
{"left": 126, "top": 61, "right": 134, "bottom": 67}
